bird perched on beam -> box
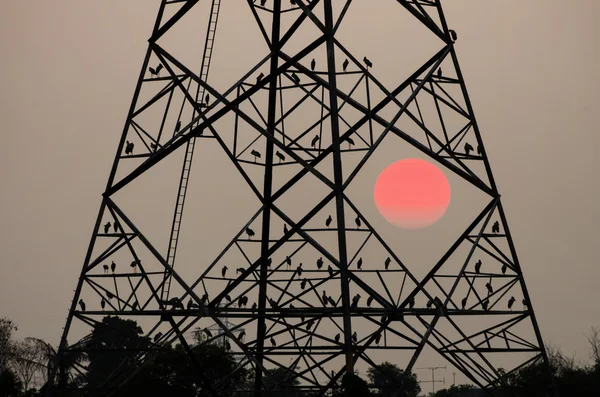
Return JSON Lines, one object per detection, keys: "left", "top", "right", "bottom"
{"left": 251, "top": 149, "right": 261, "bottom": 162}
{"left": 275, "top": 151, "right": 285, "bottom": 163}
{"left": 316, "top": 257, "right": 323, "bottom": 269}
{"left": 148, "top": 64, "right": 163, "bottom": 77}
{"left": 492, "top": 221, "right": 500, "bottom": 234}
{"left": 310, "top": 58, "right": 316, "bottom": 71}
{"left": 326, "top": 215, "right": 333, "bottom": 227}
{"left": 311, "top": 135, "right": 320, "bottom": 148}
{"left": 363, "top": 57, "right": 373, "bottom": 68}
{"left": 475, "top": 259, "right": 482, "bottom": 274}
{"left": 103, "top": 222, "right": 111, "bottom": 234}
{"left": 343, "top": 59, "right": 349, "bottom": 72}
{"left": 245, "top": 227, "right": 255, "bottom": 238}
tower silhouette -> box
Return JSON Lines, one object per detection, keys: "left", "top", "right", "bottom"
{"left": 47, "top": 1, "right": 557, "bottom": 396}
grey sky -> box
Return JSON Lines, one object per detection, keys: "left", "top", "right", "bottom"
{"left": 1, "top": 0, "right": 599, "bottom": 386}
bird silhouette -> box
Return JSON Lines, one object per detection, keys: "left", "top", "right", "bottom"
{"left": 508, "top": 296, "right": 515, "bottom": 309}
{"left": 78, "top": 299, "right": 86, "bottom": 311}
{"left": 375, "top": 333, "right": 382, "bottom": 345}
{"left": 285, "top": 256, "right": 292, "bottom": 269}
{"left": 102, "top": 264, "right": 109, "bottom": 273}
{"left": 334, "top": 333, "right": 341, "bottom": 343}
{"left": 327, "top": 296, "right": 336, "bottom": 307}
{"left": 311, "top": 135, "right": 320, "bottom": 147}
{"left": 125, "top": 141, "right": 134, "bottom": 155}
{"left": 103, "top": 222, "right": 111, "bottom": 234}
{"left": 256, "top": 72, "right": 265, "bottom": 83}
{"left": 437, "top": 67, "right": 442, "bottom": 77}
{"left": 251, "top": 149, "right": 261, "bottom": 162}
{"left": 301, "top": 279, "right": 307, "bottom": 290}
{"left": 154, "top": 332, "right": 163, "bottom": 342}
{"left": 351, "top": 294, "right": 361, "bottom": 308}
{"left": 357, "top": 257, "right": 363, "bottom": 270}
{"left": 461, "top": 297, "right": 468, "bottom": 309}
{"left": 148, "top": 64, "right": 163, "bottom": 77}
{"left": 464, "top": 142, "right": 474, "bottom": 155}
{"left": 345, "top": 136, "right": 355, "bottom": 148}
{"left": 342, "top": 59, "right": 349, "bottom": 71}
{"left": 296, "top": 264, "right": 303, "bottom": 277}
{"left": 205, "top": 94, "right": 210, "bottom": 105}
{"left": 130, "top": 260, "right": 140, "bottom": 272}
{"left": 225, "top": 295, "right": 232, "bottom": 303}
{"left": 327, "top": 265, "right": 334, "bottom": 278}
{"left": 322, "top": 290, "right": 328, "bottom": 306}
{"left": 485, "top": 280, "right": 494, "bottom": 295}
{"left": 426, "top": 299, "right": 434, "bottom": 309}
{"left": 408, "top": 297, "right": 415, "bottom": 309}
{"left": 316, "top": 257, "right": 323, "bottom": 269}
{"left": 325, "top": 215, "right": 333, "bottom": 227}
{"left": 251, "top": 302, "right": 257, "bottom": 313}
{"left": 222, "top": 266, "right": 228, "bottom": 278}
{"left": 239, "top": 330, "right": 246, "bottom": 341}
{"left": 225, "top": 340, "right": 231, "bottom": 351}
{"left": 352, "top": 332, "right": 358, "bottom": 343}
{"left": 501, "top": 264, "right": 508, "bottom": 274}
{"left": 449, "top": 29, "right": 457, "bottom": 41}
{"left": 113, "top": 220, "right": 119, "bottom": 233}
{"left": 245, "top": 227, "right": 255, "bottom": 238}
{"left": 291, "top": 72, "right": 300, "bottom": 85}
{"left": 236, "top": 267, "right": 245, "bottom": 274}
{"left": 270, "top": 337, "right": 276, "bottom": 347}
{"left": 100, "top": 298, "right": 106, "bottom": 310}
{"left": 482, "top": 299, "right": 489, "bottom": 311}
{"left": 175, "top": 120, "right": 181, "bottom": 133}
{"left": 106, "top": 291, "right": 114, "bottom": 300}
{"left": 477, "top": 145, "right": 482, "bottom": 155}
{"left": 475, "top": 259, "right": 482, "bottom": 274}
{"left": 522, "top": 299, "right": 529, "bottom": 309}
{"left": 284, "top": 224, "right": 288, "bottom": 234}
{"left": 204, "top": 328, "right": 212, "bottom": 338}
{"left": 306, "top": 320, "right": 314, "bottom": 330}
{"left": 275, "top": 151, "right": 285, "bottom": 163}
{"left": 363, "top": 57, "right": 373, "bottom": 68}
{"left": 385, "top": 257, "right": 391, "bottom": 270}
{"left": 366, "top": 296, "right": 373, "bottom": 307}
{"left": 310, "top": 58, "right": 316, "bottom": 71}
{"left": 492, "top": 221, "right": 500, "bottom": 234}
{"left": 110, "top": 261, "right": 116, "bottom": 273}
{"left": 354, "top": 216, "right": 361, "bottom": 228}
{"left": 269, "top": 298, "right": 278, "bottom": 309}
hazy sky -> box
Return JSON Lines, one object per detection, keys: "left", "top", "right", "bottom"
{"left": 1, "top": 0, "right": 600, "bottom": 385}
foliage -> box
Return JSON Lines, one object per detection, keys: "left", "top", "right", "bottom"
{"left": 340, "top": 372, "right": 372, "bottom": 397}
{"left": 0, "top": 368, "right": 23, "bottom": 397}
{"left": 5, "top": 315, "right": 600, "bottom": 397}
{"left": 367, "top": 362, "right": 420, "bottom": 397}
{"left": 0, "top": 318, "right": 18, "bottom": 375}
{"left": 263, "top": 366, "right": 301, "bottom": 397}
{"left": 430, "top": 384, "right": 476, "bottom": 397}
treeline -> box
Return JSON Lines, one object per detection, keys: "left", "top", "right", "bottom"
{"left": 1, "top": 316, "right": 599, "bottom": 397}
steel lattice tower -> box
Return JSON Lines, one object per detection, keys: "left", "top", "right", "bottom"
{"left": 47, "top": 1, "right": 558, "bottom": 396}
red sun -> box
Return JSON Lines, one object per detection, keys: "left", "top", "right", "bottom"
{"left": 374, "top": 158, "right": 451, "bottom": 229}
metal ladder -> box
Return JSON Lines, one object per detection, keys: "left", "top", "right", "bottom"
{"left": 161, "top": 0, "right": 222, "bottom": 301}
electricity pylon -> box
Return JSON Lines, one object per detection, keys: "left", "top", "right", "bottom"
{"left": 47, "top": 1, "right": 558, "bottom": 396}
